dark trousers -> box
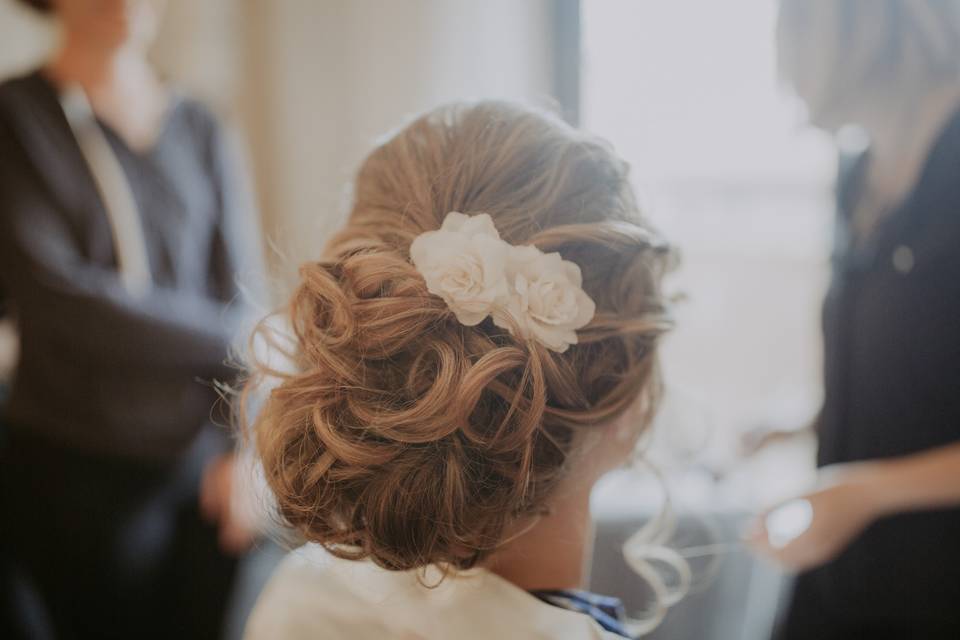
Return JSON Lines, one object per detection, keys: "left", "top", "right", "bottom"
{"left": 0, "top": 433, "right": 237, "bottom": 640}
{"left": 778, "top": 572, "right": 960, "bottom": 640}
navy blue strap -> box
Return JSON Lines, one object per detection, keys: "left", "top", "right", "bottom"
{"left": 530, "top": 589, "right": 631, "bottom": 638}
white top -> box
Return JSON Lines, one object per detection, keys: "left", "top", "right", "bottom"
{"left": 244, "top": 544, "right": 623, "bottom": 640}
{"left": 60, "top": 86, "right": 153, "bottom": 295}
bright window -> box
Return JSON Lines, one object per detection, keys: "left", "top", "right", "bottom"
{"left": 582, "top": 0, "right": 835, "bottom": 468}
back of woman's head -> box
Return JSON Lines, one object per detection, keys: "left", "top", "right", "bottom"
{"left": 250, "top": 101, "right": 672, "bottom": 571}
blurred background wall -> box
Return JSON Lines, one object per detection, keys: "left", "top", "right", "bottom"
{"left": 238, "top": 0, "right": 555, "bottom": 287}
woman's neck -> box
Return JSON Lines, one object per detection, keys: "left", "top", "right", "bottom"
{"left": 484, "top": 415, "right": 635, "bottom": 592}
{"left": 487, "top": 486, "right": 594, "bottom": 591}
{"left": 46, "top": 32, "right": 136, "bottom": 93}
{"left": 860, "top": 83, "right": 960, "bottom": 213}
{"left": 44, "top": 34, "right": 168, "bottom": 152}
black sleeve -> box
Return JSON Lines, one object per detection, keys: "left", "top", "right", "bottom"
{"left": 0, "top": 116, "right": 240, "bottom": 376}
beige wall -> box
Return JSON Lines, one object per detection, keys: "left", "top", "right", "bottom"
{"left": 0, "top": 0, "right": 556, "bottom": 292}
{"left": 239, "top": 0, "right": 555, "bottom": 289}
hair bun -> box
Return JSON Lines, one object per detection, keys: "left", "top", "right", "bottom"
{"left": 256, "top": 239, "right": 550, "bottom": 570}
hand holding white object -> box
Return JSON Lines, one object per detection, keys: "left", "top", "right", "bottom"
{"left": 744, "top": 463, "right": 884, "bottom": 572}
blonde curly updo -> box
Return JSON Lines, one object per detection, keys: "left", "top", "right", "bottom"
{"left": 248, "top": 101, "right": 673, "bottom": 572}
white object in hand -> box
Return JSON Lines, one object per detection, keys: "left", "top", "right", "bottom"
{"left": 765, "top": 498, "right": 813, "bottom": 549}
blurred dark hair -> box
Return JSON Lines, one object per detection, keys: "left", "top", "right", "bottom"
{"left": 16, "top": 0, "right": 53, "bottom": 13}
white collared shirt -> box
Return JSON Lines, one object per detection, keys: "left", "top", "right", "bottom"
{"left": 244, "top": 544, "right": 623, "bottom": 640}
{"left": 60, "top": 86, "right": 153, "bottom": 296}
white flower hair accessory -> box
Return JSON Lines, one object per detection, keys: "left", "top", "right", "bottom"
{"left": 410, "top": 212, "right": 596, "bottom": 353}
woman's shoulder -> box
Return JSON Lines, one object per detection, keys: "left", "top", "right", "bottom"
{"left": 243, "top": 545, "right": 361, "bottom": 640}
{"left": 0, "top": 70, "right": 48, "bottom": 122}
{"left": 244, "top": 545, "right": 628, "bottom": 640}
{"left": 0, "top": 69, "right": 40, "bottom": 97}
{"left": 163, "top": 93, "right": 223, "bottom": 144}
{"left": 165, "top": 94, "right": 245, "bottom": 175}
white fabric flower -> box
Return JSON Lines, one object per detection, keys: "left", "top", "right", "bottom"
{"left": 409, "top": 212, "right": 509, "bottom": 326}
{"left": 411, "top": 212, "right": 596, "bottom": 352}
{"left": 493, "top": 245, "right": 596, "bottom": 352}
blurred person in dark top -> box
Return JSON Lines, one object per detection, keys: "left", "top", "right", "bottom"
{"left": 746, "top": 1, "right": 960, "bottom": 639}
{"left": 0, "top": 0, "right": 264, "bottom": 637}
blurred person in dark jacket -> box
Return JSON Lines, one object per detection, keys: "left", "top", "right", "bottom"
{"left": 746, "top": 1, "right": 960, "bottom": 639}
{"left": 0, "top": 0, "right": 264, "bottom": 637}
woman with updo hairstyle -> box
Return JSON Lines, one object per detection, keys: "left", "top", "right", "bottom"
{"left": 243, "top": 101, "right": 674, "bottom": 639}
